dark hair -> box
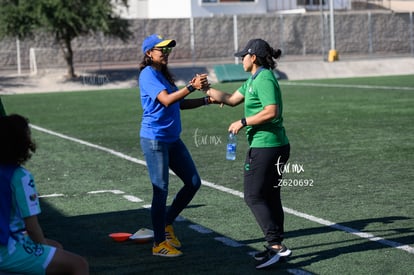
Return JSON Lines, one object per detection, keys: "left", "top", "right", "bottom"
{"left": 138, "top": 55, "right": 176, "bottom": 85}
{"left": 255, "top": 47, "right": 282, "bottom": 70}
{"left": 0, "top": 114, "right": 36, "bottom": 165}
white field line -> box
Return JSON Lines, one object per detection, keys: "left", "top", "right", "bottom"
{"left": 88, "top": 190, "right": 142, "bottom": 202}
{"left": 122, "top": 195, "right": 143, "bottom": 202}
{"left": 214, "top": 236, "right": 244, "bottom": 247}
{"left": 188, "top": 224, "right": 213, "bottom": 234}
{"left": 279, "top": 82, "right": 414, "bottom": 91}
{"left": 30, "top": 124, "right": 414, "bottom": 255}
{"left": 39, "top": 193, "right": 64, "bottom": 198}
{"left": 88, "top": 190, "right": 125, "bottom": 195}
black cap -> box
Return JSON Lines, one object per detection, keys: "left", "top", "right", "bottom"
{"left": 234, "top": 39, "right": 270, "bottom": 58}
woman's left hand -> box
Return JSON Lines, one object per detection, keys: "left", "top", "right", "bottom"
{"left": 191, "top": 74, "right": 209, "bottom": 90}
{"left": 228, "top": 120, "right": 244, "bottom": 135}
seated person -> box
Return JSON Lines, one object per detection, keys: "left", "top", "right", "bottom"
{"left": 0, "top": 114, "right": 89, "bottom": 275}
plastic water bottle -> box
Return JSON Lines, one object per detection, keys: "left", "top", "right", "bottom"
{"left": 226, "top": 132, "right": 237, "bottom": 160}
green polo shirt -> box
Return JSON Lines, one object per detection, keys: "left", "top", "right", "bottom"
{"left": 238, "top": 68, "right": 289, "bottom": 148}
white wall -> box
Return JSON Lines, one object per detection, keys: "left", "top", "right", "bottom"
{"left": 115, "top": 0, "right": 351, "bottom": 19}
{"left": 191, "top": 0, "right": 268, "bottom": 17}
{"left": 117, "top": 0, "right": 293, "bottom": 19}
{"left": 147, "top": 0, "right": 193, "bottom": 18}
{"left": 112, "top": 0, "right": 148, "bottom": 19}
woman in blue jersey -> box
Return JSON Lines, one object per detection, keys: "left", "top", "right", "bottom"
{"left": 138, "top": 34, "right": 211, "bottom": 257}
{"left": 205, "top": 39, "right": 291, "bottom": 269}
{"left": 0, "top": 114, "right": 89, "bottom": 275}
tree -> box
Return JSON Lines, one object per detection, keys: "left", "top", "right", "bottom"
{"left": 0, "top": 0, "right": 132, "bottom": 78}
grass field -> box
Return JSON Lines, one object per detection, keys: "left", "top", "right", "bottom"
{"left": 2, "top": 74, "right": 414, "bottom": 274}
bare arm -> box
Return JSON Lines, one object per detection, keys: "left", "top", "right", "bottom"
{"left": 228, "top": 104, "right": 278, "bottom": 134}
{"left": 205, "top": 88, "right": 244, "bottom": 107}
{"left": 157, "top": 74, "right": 209, "bottom": 107}
{"left": 157, "top": 87, "right": 191, "bottom": 107}
{"left": 25, "top": 215, "right": 63, "bottom": 248}
{"left": 24, "top": 215, "right": 47, "bottom": 244}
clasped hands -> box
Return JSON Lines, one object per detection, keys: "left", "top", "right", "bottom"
{"left": 189, "top": 74, "right": 223, "bottom": 105}
{"left": 189, "top": 73, "right": 210, "bottom": 91}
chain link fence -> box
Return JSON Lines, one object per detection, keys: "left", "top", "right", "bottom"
{"left": 1, "top": 9, "right": 413, "bottom": 74}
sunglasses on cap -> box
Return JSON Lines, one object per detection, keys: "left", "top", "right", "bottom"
{"left": 152, "top": 47, "right": 173, "bottom": 54}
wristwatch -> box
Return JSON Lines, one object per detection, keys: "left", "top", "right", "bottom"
{"left": 241, "top": 117, "right": 247, "bottom": 127}
{"left": 186, "top": 84, "right": 196, "bottom": 93}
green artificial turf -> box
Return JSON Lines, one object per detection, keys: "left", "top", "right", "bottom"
{"left": 2, "top": 75, "right": 413, "bottom": 274}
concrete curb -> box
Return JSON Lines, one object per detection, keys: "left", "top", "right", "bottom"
{"left": 1, "top": 57, "right": 413, "bottom": 94}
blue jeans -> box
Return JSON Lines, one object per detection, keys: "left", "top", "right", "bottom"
{"left": 140, "top": 137, "right": 201, "bottom": 243}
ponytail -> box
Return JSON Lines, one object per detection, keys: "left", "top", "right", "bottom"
{"left": 256, "top": 47, "right": 282, "bottom": 70}
{"left": 272, "top": 48, "right": 282, "bottom": 59}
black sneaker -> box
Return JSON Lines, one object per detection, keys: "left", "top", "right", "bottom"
{"left": 254, "top": 244, "right": 292, "bottom": 261}
{"left": 274, "top": 244, "right": 292, "bottom": 257}
{"left": 253, "top": 247, "right": 270, "bottom": 261}
{"left": 255, "top": 250, "right": 280, "bottom": 269}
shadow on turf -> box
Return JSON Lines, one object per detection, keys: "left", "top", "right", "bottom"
{"left": 38, "top": 201, "right": 298, "bottom": 275}
{"left": 0, "top": 76, "right": 35, "bottom": 92}
{"left": 42, "top": 202, "right": 412, "bottom": 273}
{"left": 278, "top": 216, "right": 413, "bottom": 269}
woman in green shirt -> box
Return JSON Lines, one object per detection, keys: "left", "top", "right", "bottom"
{"left": 206, "top": 39, "right": 291, "bottom": 269}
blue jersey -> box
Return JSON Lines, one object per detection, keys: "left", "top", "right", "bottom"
{"left": 0, "top": 166, "right": 41, "bottom": 248}
{"left": 0, "top": 165, "right": 16, "bottom": 245}
{"left": 0, "top": 166, "right": 56, "bottom": 275}
{"left": 9, "top": 167, "right": 41, "bottom": 236}
{"left": 139, "top": 66, "right": 181, "bottom": 143}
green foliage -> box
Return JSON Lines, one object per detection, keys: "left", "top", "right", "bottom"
{"left": 38, "top": 0, "right": 131, "bottom": 42}
{"left": 0, "top": 0, "right": 41, "bottom": 39}
{"left": 0, "top": 0, "right": 131, "bottom": 77}
{"left": 0, "top": 0, "right": 131, "bottom": 40}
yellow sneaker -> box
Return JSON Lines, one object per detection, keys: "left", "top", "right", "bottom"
{"left": 165, "top": 224, "right": 182, "bottom": 248}
{"left": 152, "top": 240, "right": 183, "bottom": 257}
